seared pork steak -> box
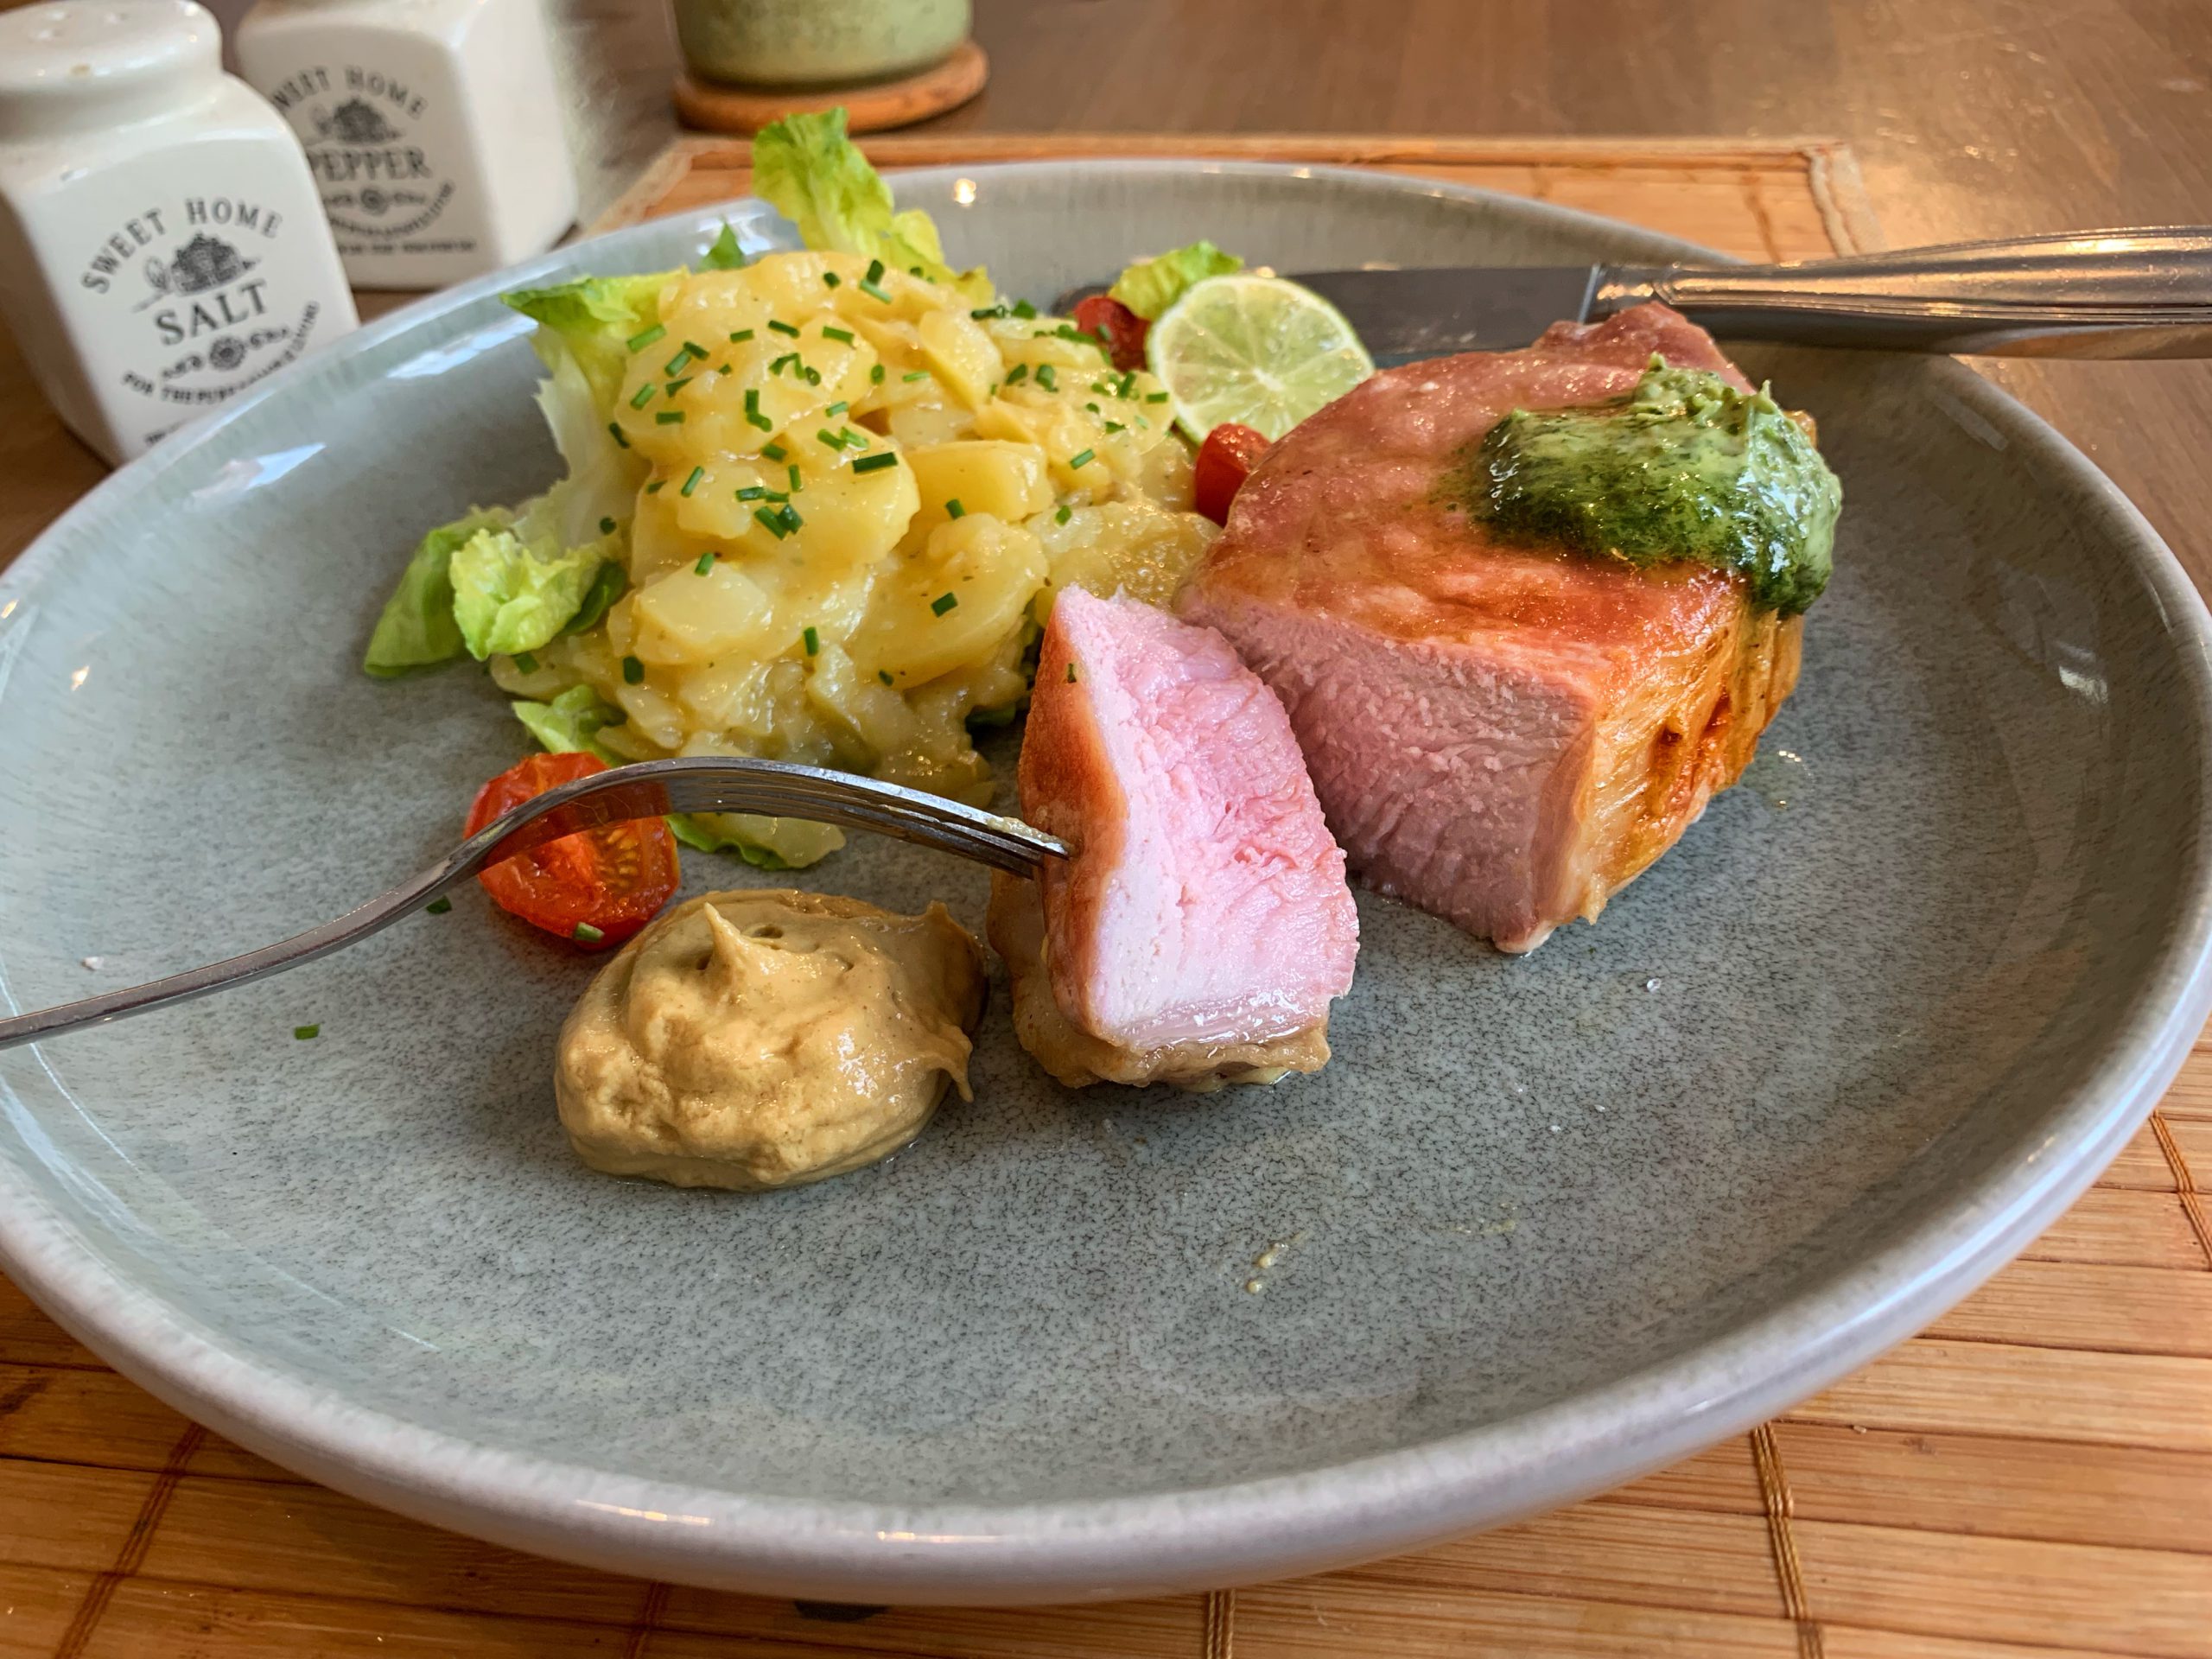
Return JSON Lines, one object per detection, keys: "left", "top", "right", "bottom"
{"left": 1179, "top": 303, "right": 1805, "bottom": 952}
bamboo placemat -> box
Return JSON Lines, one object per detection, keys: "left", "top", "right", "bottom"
{"left": 2, "top": 136, "right": 2208, "bottom": 1659}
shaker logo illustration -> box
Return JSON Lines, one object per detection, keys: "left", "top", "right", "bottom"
{"left": 268, "top": 65, "right": 463, "bottom": 244}
{"left": 79, "top": 197, "right": 330, "bottom": 420}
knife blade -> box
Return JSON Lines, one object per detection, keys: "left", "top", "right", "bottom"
{"left": 1284, "top": 266, "right": 1605, "bottom": 364}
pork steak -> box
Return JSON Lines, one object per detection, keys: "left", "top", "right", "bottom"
{"left": 988, "top": 587, "right": 1358, "bottom": 1090}
{"left": 1179, "top": 302, "right": 1805, "bottom": 952}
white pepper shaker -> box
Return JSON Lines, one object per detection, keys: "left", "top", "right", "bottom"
{"left": 0, "top": 0, "right": 358, "bottom": 466}
{"left": 235, "top": 0, "right": 579, "bottom": 290}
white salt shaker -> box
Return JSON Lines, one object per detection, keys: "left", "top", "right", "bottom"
{"left": 0, "top": 0, "right": 359, "bottom": 466}
{"left": 236, "top": 0, "right": 579, "bottom": 290}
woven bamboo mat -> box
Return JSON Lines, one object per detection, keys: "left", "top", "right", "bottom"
{"left": 1, "top": 136, "right": 2208, "bottom": 1658}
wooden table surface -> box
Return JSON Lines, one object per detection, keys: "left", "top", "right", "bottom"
{"left": 3, "top": 3, "right": 2211, "bottom": 1655}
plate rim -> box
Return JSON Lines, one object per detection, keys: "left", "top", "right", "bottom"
{"left": 3, "top": 158, "right": 2210, "bottom": 1604}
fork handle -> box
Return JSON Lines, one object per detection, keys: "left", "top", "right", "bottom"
{"left": 1597, "top": 228, "right": 2212, "bottom": 357}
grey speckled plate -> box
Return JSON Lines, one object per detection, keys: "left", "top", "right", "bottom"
{"left": 3, "top": 163, "right": 2210, "bottom": 1605}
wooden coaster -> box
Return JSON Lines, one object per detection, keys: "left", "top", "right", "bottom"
{"left": 672, "top": 39, "right": 988, "bottom": 136}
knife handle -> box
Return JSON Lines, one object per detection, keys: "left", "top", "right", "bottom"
{"left": 1596, "top": 229, "right": 2212, "bottom": 359}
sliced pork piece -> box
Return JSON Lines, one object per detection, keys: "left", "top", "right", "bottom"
{"left": 1180, "top": 303, "right": 1804, "bottom": 953}
{"left": 987, "top": 587, "right": 1357, "bottom": 1090}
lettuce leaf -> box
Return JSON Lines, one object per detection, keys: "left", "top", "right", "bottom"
{"left": 509, "top": 690, "right": 844, "bottom": 869}
{"left": 449, "top": 525, "right": 618, "bottom": 660}
{"left": 700, "top": 221, "right": 747, "bottom": 270}
{"left": 1109, "top": 240, "right": 1243, "bottom": 320}
{"left": 501, "top": 270, "right": 674, "bottom": 412}
{"left": 512, "top": 684, "right": 625, "bottom": 761}
{"left": 750, "top": 109, "right": 992, "bottom": 302}
{"left": 363, "top": 507, "right": 513, "bottom": 677}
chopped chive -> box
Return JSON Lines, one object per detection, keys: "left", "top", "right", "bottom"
{"left": 931, "top": 591, "right": 959, "bottom": 615}
{"left": 858, "top": 279, "right": 892, "bottom": 303}
{"left": 788, "top": 463, "right": 804, "bottom": 492}
{"left": 870, "top": 363, "right": 886, "bottom": 384}
{"left": 880, "top": 669, "right": 895, "bottom": 685}
{"left": 1055, "top": 504, "right": 1072, "bottom": 524}
{"left": 903, "top": 369, "right": 930, "bottom": 382}
{"left": 645, "top": 480, "right": 665, "bottom": 493}
{"left": 970, "top": 304, "right": 1007, "bottom": 320}
{"left": 736, "top": 485, "right": 766, "bottom": 500}
{"left": 694, "top": 550, "right": 715, "bottom": 575}
{"left": 1004, "top": 364, "right": 1029, "bottom": 385}
{"left": 945, "top": 498, "right": 966, "bottom": 519}
{"left": 622, "top": 655, "right": 645, "bottom": 683}
{"left": 717, "top": 364, "right": 733, "bottom": 376}
{"left": 426, "top": 896, "right": 453, "bottom": 914}
{"left": 817, "top": 429, "right": 847, "bottom": 450}
{"left": 745, "top": 387, "right": 761, "bottom": 414}
{"left": 1090, "top": 381, "right": 1111, "bottom": 395}
{"left": 656, "top": 410, "right": 685, "bottom": 424}
{"left": 1013, "top": 298, "right": 1038, "bottom": 319}
{"left": 802, "top": 626, "right": 820, "bottom": 656}
{"left": 1086, "top": 402, "right": 1102, "bottom": 414}
{"left": 747, "top": 411, "right": 774, "bottom": 432}
{"left": 761, "top": 488, "right": 788, "bottom": 503}
{"left": 821, "top": 326, "right": 855, "bottom": 345}
{"left": 512, "top": 650, "right": 539, "bottom": 674}
{"left": 572, "top": 922, "right": 604, "bottom": 944}
{"left": 1068, "top": 448, "right": 1095, "bottom": 469}
{"left": 753, "top": 505, "right": 790, "bottom": 539}
{"left": 294, "top": 1023, "right": 320, "bottom": 1040}
{"left": 865, "top": 257, "right": 887, "bottom": 285}
{"left": 850, "top": 451, "right": 899, "bottom": 474}
{"left": 599, "top": 517, "right": 617, "bottom": 534}
{"left": 686, "top": 340, "right": 709, "bottom": 357}
{"left": 823, "top": 271, "right": 841, "bottom": 288}
{"left": 607, "top": 422, "right": 630, "bottom": 448}
{"left": 1104, "top": 421, "right": 1125, "bottom": 434}
{"left": 1035, "top": 365, "right": 1058, "bottom": 391}
{"left": 629, "top": 383, "right": 656, "bottom": 409}
{"left": 769, "top": 352, "right": 798, "bottom": 376}
{"left": 626, "top": 322, "right": 666, "bottom": 352}
{"left": 729, "top": 327, "right": 754, "bottom": 342}
{"left": 662, "top": 346, "right": 693, "bottom": 376}
{"left": 1146, "top": 390, "right": 1169, "bottom": 404}
{"left": 1065, "top": 661, "right": 1078, "bottom": 682}
{"left": 762, "top": 442, "right": 787, "bottom": 461}
{"left": 825, "top": 400, "right": 849, "bottom": 416}
{"left": 778, "top": 504, "right": 804, "bottom": 532}
{"left": 1116, "top": 371, "right": 1136, "bottom": 399}
{"left": 804, "top": 366, "right": 821, "bottom": 385}
{"left": 665, "top": 376, "right": 693, "bottom": 396}
{"left": 842, "top": 426, "right": 868, "bottom": 449}
{"left": 680, "top": 465, "right": 705, "bottom": 496}
{"left": 767, "top": 319, "right": 800, "bottom": 337}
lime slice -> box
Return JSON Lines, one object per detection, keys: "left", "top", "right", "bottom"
{"left": 1145, "top": 273, "right": 1375, "bottom": 443}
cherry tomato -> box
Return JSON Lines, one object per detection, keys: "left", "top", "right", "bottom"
{"left": 463, "top": 752, "right": 678, "bottom": 949}
{"left": 1074, "top": 294, "right": 1148, "bottom": 372}
{"left": 1193, "top": 423, "right": 1271, "bottom": 525}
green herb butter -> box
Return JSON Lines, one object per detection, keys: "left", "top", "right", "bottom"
{"left": 1461, "top": 356, "right": 1841, "bottom": 615}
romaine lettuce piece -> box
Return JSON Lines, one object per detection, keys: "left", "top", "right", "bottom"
{"left": 363, "top": 506, "right": 513, "bottom": 677}
{"left": 449, "top": 525, "right": 617, "bottom": 660}
{"left": 508, "top": 691, "right": 845, "bottom": 869}
{"left": 1109, "top": 240, "right": 1243, "bottom": 320}
{"left": 750, "top": 110, "right": 991, "bottom": 302}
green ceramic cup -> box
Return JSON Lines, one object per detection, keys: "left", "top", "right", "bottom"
{"left": 671, "top": 0, "right": 972, "bottom": 88}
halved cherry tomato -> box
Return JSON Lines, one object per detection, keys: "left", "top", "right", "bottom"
{"left": 464, "top": 752, "right": 678, "bottom": 949}
{"left": 1073, "top": 294, "right": 1148, "bottom": 372}
{"left": 1193, "top": 423, "right": 1271, "bottom": 525}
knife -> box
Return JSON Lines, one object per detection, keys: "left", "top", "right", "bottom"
{"left": 1061, "top": 230, "right": 2212, "bottom": 362}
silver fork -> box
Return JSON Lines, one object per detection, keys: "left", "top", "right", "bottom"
{"left": 0, "top": 757, "right": 1067, "bottom": 1053}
